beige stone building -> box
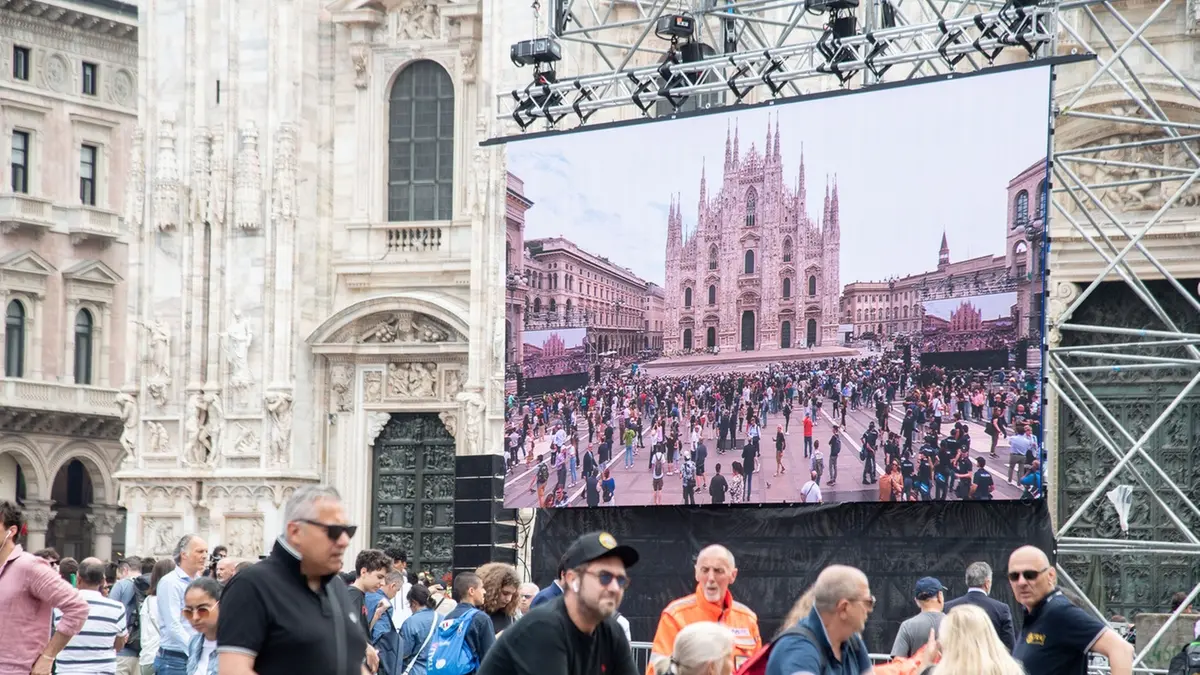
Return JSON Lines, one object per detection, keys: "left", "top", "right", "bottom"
{"left": 0, "top": 0, "right": 138, "bottom": 560}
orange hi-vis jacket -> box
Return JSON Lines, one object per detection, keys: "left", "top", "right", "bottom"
{"left": 647, "top": 586, "right": 763, "bottom": 675}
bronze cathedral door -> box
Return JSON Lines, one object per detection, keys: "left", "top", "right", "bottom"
{"left": 371, "top": 413, "right": 456, "bottom": 581}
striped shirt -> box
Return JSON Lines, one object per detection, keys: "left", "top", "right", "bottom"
{"left": 52, "top": 589, "right": 128, "bottom": 674}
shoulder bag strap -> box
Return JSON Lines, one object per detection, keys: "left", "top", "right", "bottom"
{"left": 325, "top": 582, "right": 350, "bottom": 675}
{"left": 781, "top": 625, "right": 827, "bottom": 674}
{"left": 402, "top": 614, "right": 439, "bottom": 675}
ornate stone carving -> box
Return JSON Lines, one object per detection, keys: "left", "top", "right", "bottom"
{"left": 456, "top": 390, "right": 485, "bottom": 453}
{"left": 395, "top": 0, "right": 440, "bottom": 40}
{"left": 24, "top": 502, "right": 55, "bottom": 531}
{"left": 228, "top": 423, "right": 260, "bottom": 455}
{"left": 349, "top": 43, "right": 369, "bottom": 89}
{"left": 466, "top": 116, "right": 489, "bottom": 218}
{"left": 271, "top": 124, "right": 298, "bottom": 227}
{"left": 224, "top": 517, "right": 265, "bottom": 558}
{"left": 359, "top": 312, "right": 452, "bottom": 343}
{"left": 330, "top": 364, "right": 353, "bottom": 412}
{"left": 115, "top": 392, "right": 138, "bottom": 466}
{"left": 438, "top": 411, "right": 458, "bottom": 439}
{"left": 106, "top": 68, "right": 135, "bottom": 106}
{"left": 190, "top": 128, "right": 211, "bottom": 227}
{"left": 123, "top": 128, "right": 145, "bottom": 229}
{"left": 208, "top": 127, "right": 228, "bottom": 228}
{"left": 224, "top": 310, "right": 254, "bottom": 392}
{"left": 366, "top": 411, "right": 391, "bottom": 447}
{"left": 265, "top": 392, "right": 294, "bottom": 466}
{"left": 42, "top": 53, "right": 69, "bottom": 92}
{"left": 443, "top": 369, "right": 464, "bottom": 401}
{"left": 143, "top": 517, "right": 180, "bottom": 555}
{"left": 86, "top": 509, "right": 123, "bottom": 536}
{"left": 387, "top": 362, "right": 437, "bottom": 399}
{"left": 363, "top": 370, "right": 383, "bottom": 403}
{"left": 184, "top": 393, "right": 223, "bottom": 467}
{"left": 234, "top": 122, "right": 263, "bottom": 231}
{"left": 153, "top": 118, "right": 181, "bottom": 232}
{"left": 137, "top": 319, "right": 171, "bottom": 406}
{"left": 459, "top": 40, "right": 477, "bottom": 84}
{"left": 1047, "top": 280, "right": 1082, "bottom": 347}
{"left": 1069, "top": 131, "right": 1200, "bottom": 213}
{"left": 146, "top": 421, "right": 171, "bottom": 455}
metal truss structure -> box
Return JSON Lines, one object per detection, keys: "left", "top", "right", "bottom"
{"left": 499, "top": 0, "right": 1200, "bottom": 670}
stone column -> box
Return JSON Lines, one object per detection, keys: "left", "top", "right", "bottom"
{"left": 87, "top": 507, "right": 124, "bottom": 561}
{"left": 22, "top": 499, "right": 55, "bottom": 552}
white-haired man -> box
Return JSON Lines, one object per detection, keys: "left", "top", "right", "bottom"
{"left": 217, "top": 485, "right": 369, "bottom": 675}
{"left": 648, "top": 544, "right": 761, "bottom": 675}
{"left": 766, "top": 565, "right": 874, "bottom": 675}
{"left": 155, "top": 534, "right": 208, "bottom": 675}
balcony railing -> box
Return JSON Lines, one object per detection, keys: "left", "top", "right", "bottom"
{"left": 386, "top": 226, "right": 443, "bottom": 253}
{"left": 0, "top": 378, "right": 120, "bottom": 417}
{"left": 64, "top": 205, "right": 122, "bottom": 245}
{"left": 0, "top": 193, "right": 54, "bottom": 235}
{"left": 525, "top": 310, "right": 591, "bottom": 330}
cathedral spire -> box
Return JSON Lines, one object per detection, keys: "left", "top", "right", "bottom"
{"left": 939, "top": 229, "right": 950, "bottom": 267}
{"left": 822, "top": 175, "right": 831, "bottom": 230}
{"left": 829, "top": 174, "right": 840, "bottom": 233}
{"left": 725, "top": 120, "right": 732, "bottom": 170}
{"left": 699, "top": 158, "right": 707, "bottom": 208}
{"left": 798, "top": 142, "right": 807, "bottom": 210}
{"left": 773, "top": 114, "right": 781, "bottom": 161}
{"left": 733, "top": 121, "right": 740, "bottom": 168}
{"left": 766, "top": 118, "right": 774, "bottom": 162}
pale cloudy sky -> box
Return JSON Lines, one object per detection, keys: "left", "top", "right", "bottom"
{"left": 505, "top": 66, "right": 1051, "bottom": 288}
{"left": 524, "top": 327, "right": 587, "bottom": 349}
{"left": 924, "top": 291, "right": 1019, "bottom": 321}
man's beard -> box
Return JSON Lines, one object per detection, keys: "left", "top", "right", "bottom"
{"left": 583, "top": 592, "right": 619, "bottom": 621}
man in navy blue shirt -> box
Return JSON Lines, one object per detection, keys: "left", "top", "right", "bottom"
{"left": 766, "top": 565, "right": 875, "bottom": 675}
{"left": 1008, "top": 546, "right": 1132, "bottom": 675}
{"left": 529, "top": 557, "right": 566, "bottom": 608}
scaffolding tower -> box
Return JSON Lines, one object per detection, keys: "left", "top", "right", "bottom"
{"left": 498, "top": 0, "right": 1200, "bottom": 670}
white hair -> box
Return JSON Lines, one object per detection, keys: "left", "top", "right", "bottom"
{"left": 653, "top": 622, "right": 734, "bottom": 675}
{"left": 696, "top": 544, "right": 736, "bottom": 570}
{"left": 282, "top": 485, "right": 343, "bottom": 533}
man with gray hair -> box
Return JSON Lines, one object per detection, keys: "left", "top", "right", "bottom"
{"left": 155, "top": 534, "right": 208, "bottom": 675}
{"left": 217, "top": 485, "right": 369, "bottom": 675}
{"left": 943, "top": 561, "right": 1015, "bottom": 651}
{"left": 765, "top": 565, "right": 874, "bottom": 675}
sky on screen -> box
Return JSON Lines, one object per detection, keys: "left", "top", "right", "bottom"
{"left": 506, "top": 66, "right": 1051, "bottom": 288}
{"left": 523, "top": 327, "right": 587, "bottom": 349}
{"left": 923, "top": 291, "right": 1019, "bottom": 321}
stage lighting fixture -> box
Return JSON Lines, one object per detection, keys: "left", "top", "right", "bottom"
{"left": 510, "top": 68, "right": 565, "bottom": 130}
{"left": 510, "top": 37, "right": 563, "bottom": 67}
{"left": 808, "top": 0, "right": 860, "bottom": 12}
{"left": 816, "top": 11, "right": 861, "bottom": 83}
{"left": 655, "top": 14, "right": 697, "bottom": 42}
{"left": 656, "top": 41, "right": 716, "bottom": 112}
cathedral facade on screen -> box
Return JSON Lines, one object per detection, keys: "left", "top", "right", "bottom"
{"left": 663, "top": 117, "right": 842, "bottom": 354}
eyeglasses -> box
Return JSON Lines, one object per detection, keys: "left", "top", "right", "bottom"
{"left": 1008, "top": 567, "right": 1049, "bottom": 582}
{"left": 585, "top": 570, "right": 630, "bottom": 589}
{"left": 521, "top": 594, "right": 535, "bottom": 599}
{"left": 182, "top": 603, "right": 217, "bottom": 619}
{"left": 299, "top": 519, "right": 358, "bottom": 541}
{"left": 853, "top": 595, "right": 876, "bottom": 610}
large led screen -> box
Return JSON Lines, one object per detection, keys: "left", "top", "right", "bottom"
{"left": 501, "top": 65, "right": 1050, "bottom": 509}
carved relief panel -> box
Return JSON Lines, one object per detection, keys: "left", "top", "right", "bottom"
{"left": 372, "top": 413, "right": 455, "bottom": 581}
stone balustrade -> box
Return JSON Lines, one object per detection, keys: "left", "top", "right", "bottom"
{"left": 0, "top": 378, "right": 120, "bottom": 416}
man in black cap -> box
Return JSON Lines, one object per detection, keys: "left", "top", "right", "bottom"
{"left": 477, "top": 531, "right": 639, "bottom": 675}
{"left": 891, "top": 576, "right": 948, "bottom": 659}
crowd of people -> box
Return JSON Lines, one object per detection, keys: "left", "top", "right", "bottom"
{"left": 0, "top": 488, "right": 1153, "bottom": 675}
{"left": 504, "top": 354, "right": 1043, "bottom": 507}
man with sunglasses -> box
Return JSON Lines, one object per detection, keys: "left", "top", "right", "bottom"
{"left": 477, "top": 530, "right": 639, "bottom": 675}
{"left": 1008, "top": 545, "right": 1132, "bottom": 675}
{"left": 218, "top": 485, "right": 369, "bottom": 675}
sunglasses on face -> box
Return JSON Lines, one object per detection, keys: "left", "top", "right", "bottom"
{"left": 586, "top": 570, "right": 630, "bottom": 589}
{"left": 1008, "top": 567, "right": 1049, "bottom": 582}
{"left": 182, "top": 604, "right": 217, "bottom": 619}
{"left": 300, "top": 519, "right": 358, "bottom": 541}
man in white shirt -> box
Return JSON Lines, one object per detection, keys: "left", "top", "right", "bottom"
{"left": 651, "top": 447, "right": 666, "bottom": 506}
{"left": 384, "top": 547, "right": 414, "bottom": 628}
{"left": 800, "top": 471, "right": 823, "bottom": 504}
{"left": 55, "top": 558, "right": 128, "bottom": 674}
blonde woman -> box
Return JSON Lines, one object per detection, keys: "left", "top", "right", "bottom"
{"left": 653, "top": 622, "right": 736, "bottom": 675}
{"left": 924, "top": 604, "right": 1025, "bottom": 675}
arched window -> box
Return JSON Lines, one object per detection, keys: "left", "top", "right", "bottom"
{"left": 549, "top": 298, "right": 557, "bottom": 312}
{"left": 903, "top": 306, "right": 909, "bottom": 318}
{"left": 4, "top": 300, "right": 24, "bottom": 378}
{"left": 1037, "top": 179, "right": 1048, "bottom": 219}
{"left": 783, "top": 237, "right": 793, "bottom": 263}
{"left": 808, "top": 275, "right": 817, "bottom": 296}
{"left": 533, "top": 297, "right": 542, "bottom": 312}
{"left": 783, "top": 278, "right": 791, "bottom": 299}
{"left": 74, "top": 309, "right": 93, "bottom": 385}
{"left": 708, "top": 285, "right": 716, "bottom": 305}
{"left": 744, "top": 250, "right": 755, "bottom": 274}
{"left": 684, "top": 287, "right": 693, "bottom": 308}
{"left": 708, "top": 245, "right": 718, "bottom": 271}
{"left": 1013, "top": 190, "right": 1029, "bottom": 229}
{"left": 856, "top": 309, "right": 862, "bottom": 321}
{"left": 745, "top": 189, "right": 757, "bottom": 227}
{"left": 388, "top": 61, "right": 455, "bottom": 222}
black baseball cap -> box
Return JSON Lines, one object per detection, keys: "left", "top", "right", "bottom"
{"left": 562, "top": 531, "right": 639, "bottom": 570}
{"left": 914, "top": 576, "right": 948, "bottom": 599}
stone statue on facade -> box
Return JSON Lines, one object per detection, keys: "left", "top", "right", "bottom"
{"left": 271, "top": 124, "right": 298, "bottom": 226}
{"left": 438, "top": 410, "right": 458, "bottom": 439}
{"left": 137, "top": 319, "right": 171, "bottom": 407}
{"left": 208, "top": 127, "right": 228, "bottom": 227}
{"left": 184, "top": 394, "right": 212, "bottom": 467}
{"left": 234, "top": 122, "right": 263, "bottom": 231}
{"left": 329, "top": 364, "right": 353, "bottom": 412}
{"left": 456, "top": 390, "right": 485, "bottom": 453}
{"left": 146, "top": 421, "right": 170, "bottom": 455}
{"left": 124, "top": 128, "right": 145, "bottom": 229}
{"left": 387, "top": 362, "right": 437, "bottom": 398}
{"left": 153, "top": 118, "right": 181, "bottom": 232}
{"left": 224, "top": 310, "right": 254, "bottom": 391}
{"left": 264, "top": 392, "right": 293, "bottom": 466}
{"left": 115, "top": 393, "right": 138, "bottom": 466}
{"left": 396, "top": 0, "right": 440, "bottom": 40}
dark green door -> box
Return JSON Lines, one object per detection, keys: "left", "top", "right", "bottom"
{"left": 372, "top": 413, "right": 456, "bottom": 582}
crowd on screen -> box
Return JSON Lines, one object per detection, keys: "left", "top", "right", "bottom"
{"left": 504, "top": 353, "right": 1043, "bottom": 507}
{"left": 521, "top": 354, "right": 591, "bottom": 379}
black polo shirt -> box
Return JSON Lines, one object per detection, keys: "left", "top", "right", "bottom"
{"left": 217, "top": 539, "right": 368, "bottom": 675}
{"left": 477, "top": 596, "right": 637, "bottom": 675}
{"left": 1013, "top": 590, "right": 1107, "bottom": 675}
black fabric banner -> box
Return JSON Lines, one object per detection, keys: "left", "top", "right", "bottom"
{"left": 531, "top": 500, "right": 1054, "bottom": 651}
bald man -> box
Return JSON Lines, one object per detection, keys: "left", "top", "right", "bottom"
{"left": 648, "top": 545, "right": 761, "bottom": 675}
{"left": 1008, "top": 545, "right": 1131, "bottom": 675}
{"left": 766, "top": 565, "right": 874, "bottom": 675}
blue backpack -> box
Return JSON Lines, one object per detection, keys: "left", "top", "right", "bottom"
{"left": 426, "top": 609, "right": 479, "bottom": 675}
